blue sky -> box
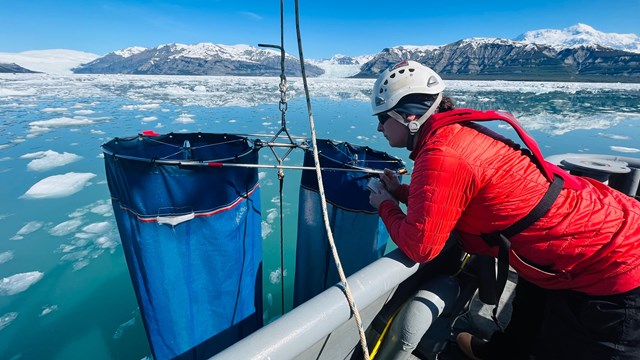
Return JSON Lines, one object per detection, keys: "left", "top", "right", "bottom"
{"left": 2, "top": 0, "right": 639, "bottom": 59}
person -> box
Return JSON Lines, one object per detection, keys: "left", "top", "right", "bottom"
{"left": 367, "top": 60, "right": 640, "bottom": 360}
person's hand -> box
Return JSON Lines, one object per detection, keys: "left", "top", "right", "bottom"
{"left": 380, "top": 168, "right": 401, "bottom": 194}
{"left": 369, "top": 188, "right": 398, "bottom": 209}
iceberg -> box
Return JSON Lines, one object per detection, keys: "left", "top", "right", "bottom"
{"left": 0, "top": 271, "right": 44, "bottom": 296}
{"left": 21, "top": 150, "right": 81, "bottom": 171}
{"left": 22, "top": 172, "right": 96, "bottom": 199}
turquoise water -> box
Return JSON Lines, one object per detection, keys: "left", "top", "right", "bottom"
{"left": 1, "top": 74, "right": 640, "bottom": 359}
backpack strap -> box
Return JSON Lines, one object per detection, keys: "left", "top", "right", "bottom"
{"left": 480, "top": 174, "right": 564, "bottom": 328}
{"left": 421, "top": 109, "right": 583, "bottom": 190}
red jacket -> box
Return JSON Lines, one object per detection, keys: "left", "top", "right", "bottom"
{"left": 379, "top": 109, "right": 640, "bottom": 295}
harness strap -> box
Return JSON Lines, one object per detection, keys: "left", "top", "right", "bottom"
{"left": 481, "top": 174, "right": 564, "bottom": 328}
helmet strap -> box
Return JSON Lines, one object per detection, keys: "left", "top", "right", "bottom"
{"left": 402, "top": 93, "right": 443, "bottom": 150}
{"left": 406, "top": 132, "right": 416, "bottom": 151}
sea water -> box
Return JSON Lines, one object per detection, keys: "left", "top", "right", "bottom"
{"left": 1, "top": 73, "right": 639, "bottom": 359}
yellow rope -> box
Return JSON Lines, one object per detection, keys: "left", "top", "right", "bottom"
{"left": 453, "top": 253, "right": 472, "bottom": 277}
{"left": 370, "top": 305, "right": 403, "bottom": 359}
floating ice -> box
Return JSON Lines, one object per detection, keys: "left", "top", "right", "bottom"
{"left": 21, "top": 150, "right": 81, "bottom": 171}
{"left": 1, "top": 212, "right": 15, "bottom": 220}
{"left": 39, "top": 305, "right": 58, "bottom": 317}
{"left": 0, "top": 271, "right": 44, "bottom": 296}
{"left": 49, "top": 219, "right": 83, "bottom": 236}
{"left": 91, "top": 203, "right": 113, "bottom": 216}
{"left": 261, "top": 221, "right": 273, "bottom": 239}
{"left": 90, "top": 129, "right": 105, "bottom": 135}
{"left": 611, "top": 146, "right": 640, "bottom": 153}
{"left": 0, "top": 251, "right": 14, "bottom": 264}
{"left": 113, "top": 317, "right": 136, "bottom": 339}
{"left": 0, "top": 88, "right": 35, "bottom": 96}
{"left": 95, "top": 235, "right": 119, "bottom": 250}
{"left": 74, "top": 232, "right": 95, "bottom": 239}
{"left": 175, "top": 114, "right": 195, "bottom": 124}
{"left": 0, "top": 312, "right": 18, "bottom": 331}
{"left": 72, "top": 238, "right": 89, "bottom": 247}
{"left": 11, "top": 221, "right": 43, "bottom": 239}
{"left": 598, "top": 132, "right": 630, "bottom": 140}
{"left": 29, "top": 116, "right": 94, "bottom": 129}
{"left": 41, "top": 107, "right": 67, "bottom": 113}
{"left": 142, "top": 116, "right": 158, "bottom": 122}
{"left": 266, "top": 208, "right": 278, "bottom": 223}
{"left": 121, "top": 104, "right": 160, "bottom": 111}
{"left": 15, "top": 221, "right": 44, "bottom": 237}
{"left": 74, "top": 109, "right": 95, "bottom": 115}
{"left": 22, "top": 172, "right": 96, "bottom": 199}
{"left": 60, "top": 249, "right": 90, "bottom": 261}
{"left": 82, "top": 221, "right": 112, "bottom": 234}
{"left": 269, "top": 268, "right": 282, "bottom": 284}
{"left": 72, "top": 259, "right": 90, "bottom": 271}
{"left": 57, "top": 244, "right": 77, "bottom": 253}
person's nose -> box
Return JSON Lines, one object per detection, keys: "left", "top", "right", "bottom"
{"left": 377, "top": 123, "right": 384, "bottom": 132}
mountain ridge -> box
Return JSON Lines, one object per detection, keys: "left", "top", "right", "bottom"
{"left": 1, "top": 23, "right": 639, "bottom": 81}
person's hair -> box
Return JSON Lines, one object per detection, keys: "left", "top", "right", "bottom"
{"left": 438, "top": 95, "right": 455, "bottom": 113}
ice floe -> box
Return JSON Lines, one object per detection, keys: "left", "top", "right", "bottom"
{"left": 0, "top": 271, "right": 44, "bottom": 296}
{"left": 90, "top": 202, "right": 113, "bottom": 216}
{"left": 0, "top": 251, "right": 14, "bottom": 264}
{"left": 49, "top": 219, "right": 83, "bottom": 236}
{"left": 10, "top": 221, "right": 44, "bottom": 240}
{"left": 141, "top": 116, "right": 158, "bottom": 122}
{"left": 113, "top": 316, "right": 136, "bottom": 339}
{"left": 39, "top": 305, "right": 58, "bottom": 317}
{"left": 269, "top": 267, "right": 287, "bottom": 285}
{"left": 41, "top": 107, "right": 67, "bottom": 113}
{"left": 122, "top": 104, "right": 160, "bottom": 111}
{"left": 81, "top": 221, "right": 112, "bottom": 234}
{"left": 20, "top": 150, "right": 81, "bottom": 171}
{"left": 0, "top": 312, "right": 18, "bottom": 331}
{"left": 29, "top": 116, "right": 94, "bottom": 129}
{"left": 22, "top": 172, "right": 96, "bottom": 199}
{"left": 611, "top": 146, "right": 640, "bottom": 153}
{"left": 175, "top": 114, "right": 195, "bottom": 124}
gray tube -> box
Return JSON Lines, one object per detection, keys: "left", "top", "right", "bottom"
{"left": 374, "top": 275, "right": 460, "bottom": 360}
{"left": 210, "top": 249, "right": 420, "bottom": 360}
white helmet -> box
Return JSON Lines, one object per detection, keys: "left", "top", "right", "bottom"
{"left": 371, "top": 60, "right": 445, "bottom": 116}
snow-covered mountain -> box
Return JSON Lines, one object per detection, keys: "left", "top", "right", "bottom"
{"left": 355, "top": 24, "right": 640, "bottom": 81}
{"left": 0, "top": 49, "right": 99, "bottom": 74}
{"left": 515, "top": 23, "right": 640, "bottom": 53}
{"left": 1, "top": 23, "right": 638, "bottom": 80}
{"left": 73, "top": 43, "right": 325, "bottom": 77}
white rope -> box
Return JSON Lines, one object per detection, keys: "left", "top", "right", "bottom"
{"left": 293, "top": 1, "right": 370, "bottom": 358}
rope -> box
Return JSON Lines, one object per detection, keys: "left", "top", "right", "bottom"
{"left": 276, "top": 0, "right": 287, "bottom": 318}
{"left": 293, "top": 1, "right": 370, "bottom": 359}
